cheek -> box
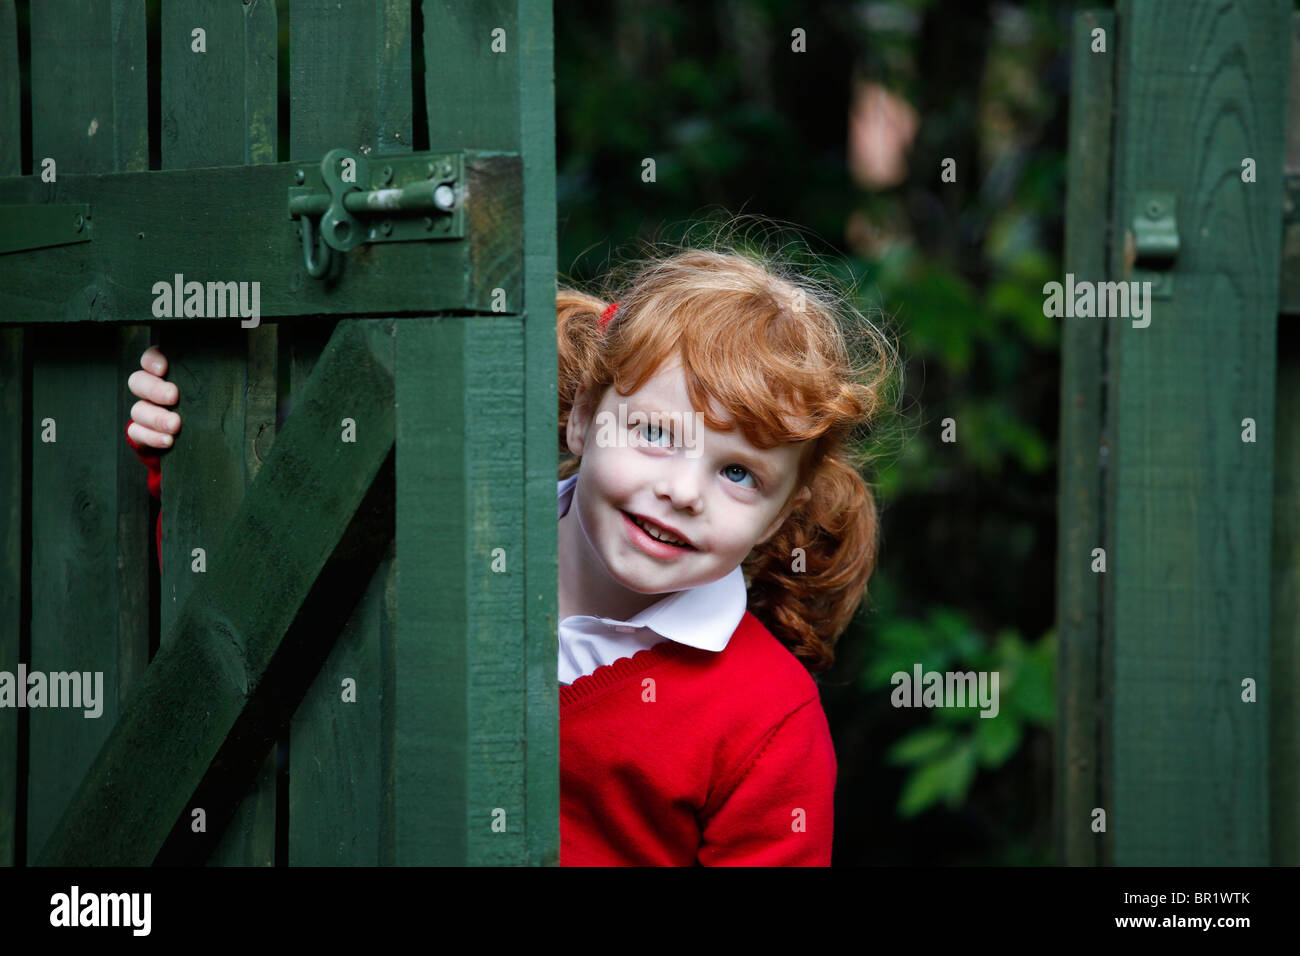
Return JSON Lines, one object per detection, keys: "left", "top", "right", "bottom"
{"left": 586, "top": 447, "right": 650, "bottom": 500}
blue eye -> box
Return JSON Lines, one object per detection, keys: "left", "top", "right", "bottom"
{"left": 722, "top": 464, "right": 757, "bottom": 489}
{"left": 641, "top": 422, "right": 672, "bottom": 446}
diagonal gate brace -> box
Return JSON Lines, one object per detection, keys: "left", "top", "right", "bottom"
{"left": 35, "top": 318, "right": 396, "bottom": 866}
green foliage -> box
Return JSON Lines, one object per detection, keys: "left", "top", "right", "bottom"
{"left": 882, "top": 616, "right": 1056, "bottom": 818}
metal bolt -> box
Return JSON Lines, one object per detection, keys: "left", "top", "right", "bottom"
{"left": 433, "top": 184, "right": 455, "bottom": 211}
{"left": 426, "top": 162, "right": 436, "bottom": 179}
{"left": 380, "top": 165, "right": 393, "bottom": 186}
{"left": 73, "top": 214, "right": 84, "bottom": 232}
{"left": 295, "top": 168, "right": 305, "bottom": 184}
{"left": 1146, "top": 200, "right": 1161, "bottom": 219}
{"left": 423, "top": 216, "right": 435, "bottom": 231}
{"left": 437, "top": 161, "right": 453, "bottom": 179}
{"left": 380, "top": 219, "right": 393, "bottom": 236}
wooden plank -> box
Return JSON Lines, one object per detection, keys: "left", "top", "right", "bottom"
{"left": 0, "top": 328, "right": 20, "bottom": 869}
{"left": 1056, "top": 9, "right": 1113, "bottom": 869}
{"left": 0, "top": 151, "right": 522, "bottom": 323}
{"left": 285, "top": 0, "right": 412, "bottom": 866}
{"left": 391, "top": 0, "right": 551, "bottom": 866}
{"left": 1104, "top": 0, "right": 1290, "bottom": 865}
{"left": 158, "top": 0, "right": 279, "bottom": 868}
{"left": 24, "top": 0, "right": 151, "bottom": 864}
{"left": 0, "top": 0, "right": 20, "bottom": 869}
{"left": 1271, "top": 10, "right": 1300, "bottom": 866}
{"left": 0, "top": 0, "right": 15, "bottom": 170}
{"left": 36, "top": 317, "right": 396, "bottom": 865}
{"left": 395, "top": 316, "right": 525, "bottom": 864}
{"left": 515, "top": 0, "right": 561, "bottom": 868}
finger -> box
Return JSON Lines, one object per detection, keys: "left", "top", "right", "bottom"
{"left": 130, "top": 399, "right": 182, "bottom": 435}
{"left": 140, "top": 346, "right": 168, "bottom": 376}
{"left": 126, "top": 419, "right": 174, "bottom": 449}
{"left": 127, "top": 369, "right": 179, "bottom": 405}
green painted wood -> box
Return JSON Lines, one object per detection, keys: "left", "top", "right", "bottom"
{"left": 389, "top": 0, "right": 553, "bottom": 866}
{"left": 24, "top": 0, "right": 151, "bottom": 864}
{"left": 395, "top": 316, "right": 525, "bottom": 864}
{"left": 285, "top": 0, "right": 412, "bottom": 866}
{"left": 158, "top": 0, "right": 279, "bottom": 868}
{"left": 1271, "top": 13, "right": 1300, "bottom": 866}
{"left": 36, "top": 317, "right": 396, "bottom": 865}
{"left": 1104, "top": 0, "right": 1290, "bottom": 865}
{"left": 1056, "top": 9, "right": 1113, "bottom": 869}
{"left": 0, "top": 151, "right": 522, "bottom": 323}
{"left": 0, "top": 0, "right": 15, "bottom": 172}
{"left": 0, "top": 329, "right": 19, "bottom": 869}
{"left": 287, "top": 539, "right": 393, "bottom": 863}
{"left": 514, "top": 0, "right": 560, "bottom": 868}
{"left": 0, "top": 0, "right": 19, "bottom": 868}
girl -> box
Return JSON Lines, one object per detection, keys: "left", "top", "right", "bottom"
{"left": 125, "top": 238, "right": 898, "bottom": 866}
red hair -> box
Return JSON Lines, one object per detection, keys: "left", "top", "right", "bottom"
{"left": 558, "top": 240, "right": 900, "bottom": 672}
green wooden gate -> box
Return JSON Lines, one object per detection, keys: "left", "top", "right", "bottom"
{"left": 0, "top": 0, "right": 558, "bottom": 866}
{"left": 1056, "top": 0, "right": 1298, "bottom": 866}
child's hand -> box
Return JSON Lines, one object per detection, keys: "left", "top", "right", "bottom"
{"left": 126, "top": 346, "right": 182, "bottom": 448}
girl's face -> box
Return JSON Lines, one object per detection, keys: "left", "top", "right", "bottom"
{"left": 561, "top": 357, "right": 810, "bottom": 618}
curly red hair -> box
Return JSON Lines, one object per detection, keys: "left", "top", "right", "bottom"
{"left": 558, "top": 239, "right": 899, "bottom": 672}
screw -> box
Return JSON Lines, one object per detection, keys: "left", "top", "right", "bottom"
{"left": 295, "top": 168, "right": 305, "bottom": 184}
{"left": 380, "top": 165, "right": 393, "bottom": 186}
{"left": 426, "top": 162, "right": 436, "bottom": 178}
{"left": 437, "top": 160, "right": 453, "bottom": 179}
{"left": 433, "top": 184, "right": 455, "bottom": 211}
{"left": 1146, "top": 200, "right": 1161, "bottom": 219}
{"left": 423, "top": 216, "right": 434, "bottom": 231}
{"left": 380, "top": 219, "right": 393, "bottom": 236}
{"left": 73, "top": 214, "right": 84, "bottom": 232}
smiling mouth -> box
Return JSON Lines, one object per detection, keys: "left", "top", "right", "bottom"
{"left": 622, "top": 511, "right": 697, "bottom": 550}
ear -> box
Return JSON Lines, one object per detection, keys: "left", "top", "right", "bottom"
{"left": 756, "top": 484, "right": 811, "bottom": 546}
{"left": 566, "top": 386, "right": 595, "bottom": 457}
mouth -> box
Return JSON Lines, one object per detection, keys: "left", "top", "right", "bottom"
{"left": 621, "top": 510, "right": 698, "bottom": 551}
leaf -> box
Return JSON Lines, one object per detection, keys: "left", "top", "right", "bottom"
{"left": 897, "top": 739, "right": 977, "bottom": 818}
{"left": 974, "top": 713, "right": 1023, "bottom": 767}
{"left": 887, "top": 726, "right": 956, "bottom": 765}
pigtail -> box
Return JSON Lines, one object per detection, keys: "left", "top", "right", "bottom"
{"left": 557, "top": 287, "right": 616, "bottom": 479}
{"left": 744, "top": 455, "right": 879, "bottom": 673}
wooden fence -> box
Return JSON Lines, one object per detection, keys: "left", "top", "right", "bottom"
{"left": 1056, "top": 0, "right": 1299, "bottom": 865}
{"left": 0, "top": 0, "right": 558, "bottom": 865}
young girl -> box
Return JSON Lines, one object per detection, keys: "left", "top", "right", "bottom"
{"left": 125, "top": 239, "right": 897, "bottom": 866}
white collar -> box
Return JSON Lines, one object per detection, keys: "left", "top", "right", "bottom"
{"left": 557, "top": 473, "right": 746, "bottom": 652}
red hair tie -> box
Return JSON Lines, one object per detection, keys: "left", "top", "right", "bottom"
{"left": 599, "top": 301, "right": 620, "bottom": 330}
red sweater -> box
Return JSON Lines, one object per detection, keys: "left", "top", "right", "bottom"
{"left": 124, "top": 420, "right": 163, "bottom": 569}
{"left": 125, "top": 420, "right": 837, "bottom": 865}
{"left": 561, "top": 610, "right": 836, "bottom": 865}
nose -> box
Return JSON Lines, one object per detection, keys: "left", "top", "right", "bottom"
{"left": 654, "top": 461, "right": 704, "bottom": 514}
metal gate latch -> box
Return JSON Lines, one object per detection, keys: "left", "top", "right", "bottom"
{"left": 288, "top": 148, "right": 464, "bottom": 278}
{"left": 1131, "top": 191, "right": 1178, "bottom": 299}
